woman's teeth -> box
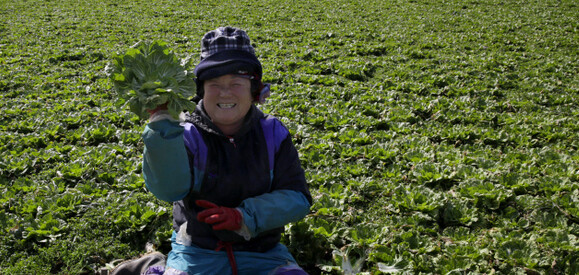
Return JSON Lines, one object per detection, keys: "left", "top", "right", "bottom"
{"left": 218, "top": 103, "right": 236, "bottom": 109}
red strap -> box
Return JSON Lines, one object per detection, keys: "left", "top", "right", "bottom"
{"left": 216, "top": 241, "right": 237, "bottom": 275}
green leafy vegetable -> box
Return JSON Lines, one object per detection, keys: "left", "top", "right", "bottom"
{"left": 108, "top": 41, "right": 196, "bottom": 119}
{"left": 2, "top": 0, "right": 579, "bottom": 274}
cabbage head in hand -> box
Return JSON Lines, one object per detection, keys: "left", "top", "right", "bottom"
{"left": 108, "top": 41, "right": 196, "bottom": 119}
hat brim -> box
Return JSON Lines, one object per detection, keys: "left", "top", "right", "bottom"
{"left": 194, "top": 50, "right": 262, "bottom": 81}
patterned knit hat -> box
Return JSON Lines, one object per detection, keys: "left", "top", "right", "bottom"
{"left": 194, "top": 27, "right": 262, "bottom": 82}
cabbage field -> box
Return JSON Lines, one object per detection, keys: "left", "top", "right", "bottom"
{"left": 1, "top": 0, "right": 578, "bottom": 274}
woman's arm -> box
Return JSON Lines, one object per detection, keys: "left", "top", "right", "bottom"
{"left": 238, "top": 136, "right": 312, "bottom": 237}
{"left": 238, "top": 189, "right": 311, "bottom": 237}
{"left": 142, "top": 118, "right": 191, "bottom": 202}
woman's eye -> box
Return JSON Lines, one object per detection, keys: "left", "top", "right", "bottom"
{"left": 231, "top": 82, "right": 245, "bottom": 88}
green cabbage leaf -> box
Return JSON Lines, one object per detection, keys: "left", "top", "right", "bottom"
{"left": 108, "top": 41, "right": 196, "bottom": 119}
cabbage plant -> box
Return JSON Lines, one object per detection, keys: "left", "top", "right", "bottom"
{"left": 108, "top": 41, "right": 196, "bottom": 119}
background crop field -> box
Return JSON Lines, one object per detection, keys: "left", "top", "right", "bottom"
{"left": 1, "top": 0, "right": 578, "bottom": 274}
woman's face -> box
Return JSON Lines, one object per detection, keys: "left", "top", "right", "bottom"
{"left": 203, "top": 74, "right": 253, "bottom": 135}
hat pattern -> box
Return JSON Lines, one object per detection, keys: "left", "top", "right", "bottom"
{"left": 200, "top": 27, "right": 255, "bottom": 61}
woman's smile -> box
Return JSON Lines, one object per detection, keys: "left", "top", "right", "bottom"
{"left": 218, "top": 103, "right": 237, "bottom": 109}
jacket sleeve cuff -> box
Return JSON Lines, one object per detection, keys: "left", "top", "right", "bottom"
{"left": 234, "top": 208, "right": 252, "bottom": 241}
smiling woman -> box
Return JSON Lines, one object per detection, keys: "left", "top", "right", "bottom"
{"left": 130, "top": 27, "right": 312, "bottom": 275}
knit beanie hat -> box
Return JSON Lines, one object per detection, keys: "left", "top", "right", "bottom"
{"left": 193, "top": 27, "right": 270, "bottom": 103}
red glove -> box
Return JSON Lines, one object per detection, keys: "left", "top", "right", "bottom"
{"left": 196, "top": 200, "right": 243, "bottom": 231}
{"left": 146, "top": 103, "right": 168, "bottom": 115}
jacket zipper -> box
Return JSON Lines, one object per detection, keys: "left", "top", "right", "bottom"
{"left": 227, "top": 136, "right": 237, "bottom": 148}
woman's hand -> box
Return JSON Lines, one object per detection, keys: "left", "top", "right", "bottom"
{"left": 146, "top": 102, "right": 169, "bottom": 115}
{"left": 146, "top": 103, "right": 175, "bottom": 122}
{"left": 196, "top": 200, "right": 243, "bottom": 231}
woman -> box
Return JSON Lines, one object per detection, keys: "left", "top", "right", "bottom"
{"left": 141, "top": 27, "right": 312, "bottom": 275}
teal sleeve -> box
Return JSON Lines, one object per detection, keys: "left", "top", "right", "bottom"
{"left": 238, "top": 189, "right": 311, "bottom": 237}
{"left": 142, "top": 119, "right": 191, "bottom": 202}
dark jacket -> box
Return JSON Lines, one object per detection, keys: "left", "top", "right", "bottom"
{"left": 142, "top": 102, "right": 312, "bottom": 252}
